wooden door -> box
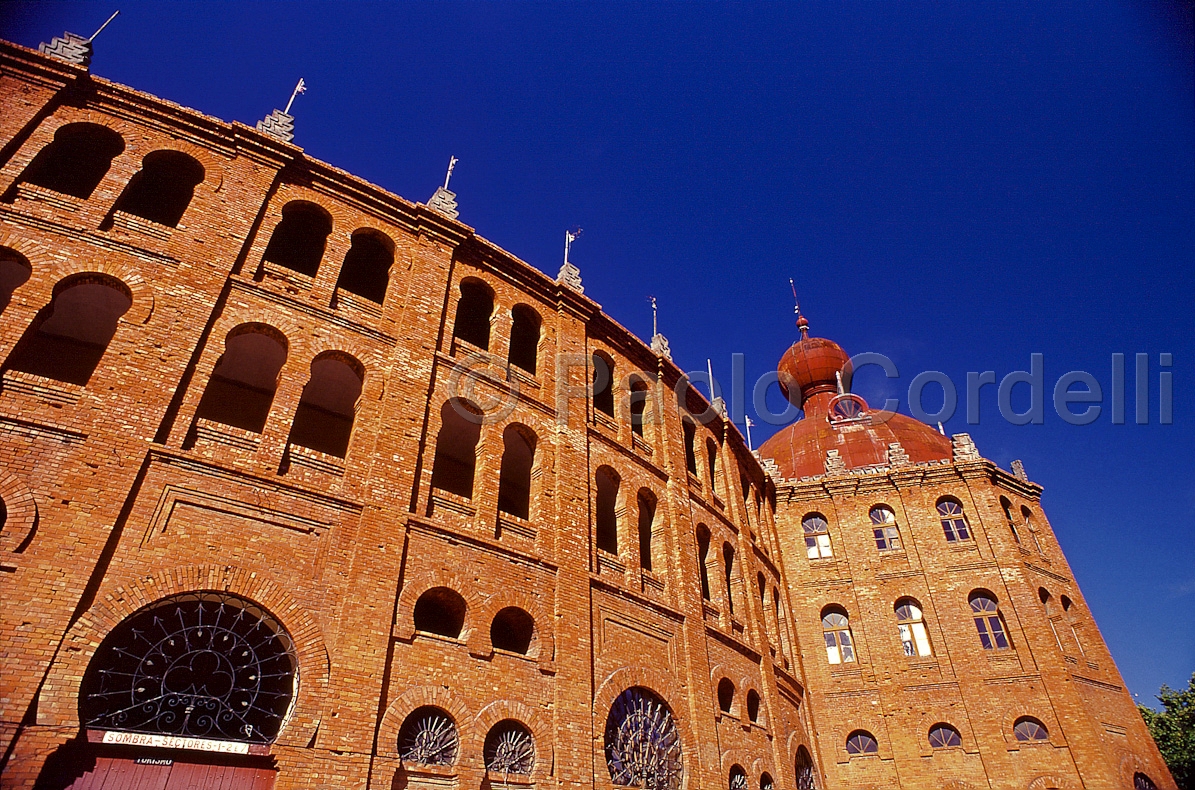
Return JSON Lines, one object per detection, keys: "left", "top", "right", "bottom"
{"left": 58, "top": 756, "right": 275, "bottom": 790}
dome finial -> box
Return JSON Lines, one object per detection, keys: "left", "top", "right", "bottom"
{"left": 790, "top": 277, "right": 809, "bottom": 337}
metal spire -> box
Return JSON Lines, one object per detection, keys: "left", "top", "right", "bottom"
{"left": 283, "top": 78, "right": 306, "bottom": 115}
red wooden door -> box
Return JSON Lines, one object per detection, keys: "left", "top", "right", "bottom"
{"left": 60, "top": 756, "right": 275, "bottom": 790}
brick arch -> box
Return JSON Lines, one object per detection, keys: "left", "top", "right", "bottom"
{"left": 749, "top": 756, "right": 776, "bottom": 787}
{"left": 38, "top": 563, "right": 330, "bottom": 749}
{"left": 785, "top": 731, "right": 819, "bottom": 776}
{"left": 217, "top": 310, "right": 302, "bottom": 351}
{"left": 393, "top": 567, "right": 485, "bottom": 642}
{"left": 1027, "top": 774, "right": 1079, "bottom": 790}
{"left": 470, "top": 699, "right": 553, "bottom": 780}
{"left": 738, "top": 677, "right": 765, "bottom": 726}
{"left": 471, "top": 588, "right": 552, "bottom": 660}
{"left": 307, "top": 335, "right": 382, "bottom": 373}
{"left": 1001, "top": 708, "right": 1060, "bottom": 746}
{"left": 0, "top": 231, "right": 51, "bottom": 276}
{"left": 122, "top": 138, "right": 224, "bottom": 187}
{"left": 36, "top": 260, "right": 154, "bottom": 325}
{"left": 592, "top": 665, "right": 696, "bottom": 783}
{"left": 720, "top": 750, "right": 752, "bottom": 781}
{"left": 1117, "top": 751, "right": 1169, "bottom": 789}
{"left": 0, "top": 471, "right": 38, "bottom": 554}
{"left": 377, "top": 685, "right": 473, "bottom": 761}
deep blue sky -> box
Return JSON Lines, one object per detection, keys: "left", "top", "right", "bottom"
{"left": 3, "top": 2, "right": 1191, "bottom": 705}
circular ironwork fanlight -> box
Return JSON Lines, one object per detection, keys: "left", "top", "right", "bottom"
{"left": 79, "top": 591, "right": 298, "bottom": 744}
{"left": 604, "top": 687, "right": 682, "bottom": 790}
{"left": 828, "top": 393, "right": 868, "bottom": 422}
{"left": 484, "top": 720, "right": 534, "bottom": 775}
{"left": 399, "top": 707, "right": 459, "bottom": 766}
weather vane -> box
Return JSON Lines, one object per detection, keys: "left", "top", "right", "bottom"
{"left": 745, "top": 415, "right": 755, "bottom": 451}
{"left": 443, "top": 156, "right": 459, "bottom": 190}
{"left": 649, "top": 296, "right": 658, "bottom": 337}
{"left": 284, "top": 78, "right": 306, "bottom": 115}
{"left": 564, "top": 227, "right": 582, "bottom": 267}
{"left": 789, "top": 277, "right": 802, "bottom": 319}
{"left": 89, "top": 10, "right": 121, "bottom": 43}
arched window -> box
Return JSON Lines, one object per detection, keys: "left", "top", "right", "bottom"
{"left": 729, "top": 765, "right": 748, "bottom": 790}
{"left": 682, "top": 418, "right": 698, "bottom": 475}
{"left": 936, "top": 497, "right": 971, "bottom": 542}
{"left": 596, "top": 466, "right": 620, "bottom": 554}
{"left": 845, "top": 730, "right": 878, "bottom": 755}
{"left": 759, "top": 772, "right": 774, "bottom": 790}
{"left": 508, "top": 304, "right": 540, "bottom": 375}
{"left": 1023, "top": 505, "right": 1044, "bottom": 553}
{"left": 78, "top": 592, "right": 297, "bottom": 743}
{"left": 629, "top": 376, "right": 650, "bottom": 438}
{"left": 706, "top": 437, "right": 719, "bottom": 491}
{"left": 928, "top": 723, "right": 961, "bottom": 748}
{"left": 803, "top": 513, "right": 832, "bottom": 559}
{"left": 113, "top": 150, "right": 204, "bottom": 227}
{"left": 717, "top": 677, "right": 735, "bottom": 713}
{"left": 288, "top": 352, "right": 363, "bottom": 458}
{"left": 13, "top": 122, "right": 123, "bottom": 199}
{"left": 194, "top": 324, "right": 287, "bottom": 433}
{"left": 746, "top": 689, "right": 761, "bottom": 723}
{"left": 870, "top": 505, "right": 901, "bottom": 551}
{"left": 335, "top": 228, "right": 394, "bottom": 304}
{"left": 1012, "top": 716, "right": 1048, "bottom": 742}
{"left": 452, "top": 278, "right": 493, "bottom": 350}
{"left": 262, "top": 200, "right": 333, "bottom": 277}
{"left": 637, "top": 488, "right": 656, "bottom": 571}
{"left": 413, "top": 587, "right": 466, "bottom": 638}
{"left": 497, "top": 424, "right": 536, "bottom": 520}
{"left": 5, "top": 273, "right": 131, "bottom": 386}
{"left": 795, "top": 747, "right": 817, "bottom": 790}
{"left": 430, "top": 399, "right": 482, "bottom": 499}
{"left": 895, "top": 598, "right": 932, "bottom": 657}
{"left": 1000, "top": 496, "right": 1021, "bottom": 544}
{"left": 1061, "top": 595, "right": 1085, "bottom": 655}
{"left": 969, "top": 591, "right": 1010, "bottom": 650}
{"left": 722, "top": 542, "right": 736, "bottom": 615}
{"left": 822, "top": 608, "right": 855, "bottom": 664}
{"left": 1039, "top": 587, "right": 1065, "bottom": 651}
{"left": 604, "top": 687, "right": 682, "bottom": 789}
{"left": 484, "top": 719, "right": 534, "bottom": 776}
{"left": 696, "top": 525, "right": 711, "bottom": 600}
{"left": 1134, "top": 772, "right": 1158, "bottom": 790}
{"left": 399, "top": 706, "right": 459, "bottom": 765}
{"left": 0, "top": 247, "right": 31, "bottom": 313}
{"left": 490, "top": 606, "right": 534, "bottom": 654}
{"left": 593, "top": 352, "right": 615, "bottom": 417}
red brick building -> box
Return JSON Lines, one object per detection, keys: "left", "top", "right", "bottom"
{"left": 0, "top": 39, "right": 1175, "bottom": 790}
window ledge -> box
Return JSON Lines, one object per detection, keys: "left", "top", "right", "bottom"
{"left": 593, "top": 411, "right": 618, "bottom": 432}
{"left": 111, "top": 210, "right": 172, "bottom": 240}
{"left": 1, "top": 369, "right": 83, "bottom": 405}
{"left": 195, "top": 418, "right": 261, "bottom": 451}
{"left": 641, "top": 570, "right": 665, "bottom": 595}
{"left": 631, "top": 432, "right": 653, "bottom": 455}
{"left": 686, "top": 472, "right": 702, "bottom": 490}
{"left": 597, "top": 550, "right": 626, "bottom": 576}
{"left": 507, "top": 364, "right": 541, "bottom": 389}
{"left": 429, "top": 489, "right": 475, "bottom": 518}
{"left": 483, "top": 773, "right": 533, "bottom": 788}
{"left": 12, "top": 183, "right": 82, "bottom": 211}
{"left": 333, "top": 288, "right": 383, "bottom": 317}
{"left": 497, "top": 512, "right": 536, "bottom": 540}
{"left": 286, "top": 443, "right": 346, "bottom": 476}
{"left": 260, "top": 261, "right": 314, "bottom": 291}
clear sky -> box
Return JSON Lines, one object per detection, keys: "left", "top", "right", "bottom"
{"left": 3, "top": 1, "right": 1191, "bottom": 705}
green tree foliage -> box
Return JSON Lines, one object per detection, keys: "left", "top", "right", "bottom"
{"left": 1139, "top": 673, "right": 1195, "bottom": 790}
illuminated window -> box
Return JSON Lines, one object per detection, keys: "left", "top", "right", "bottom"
{"left": 970, "top": 591, "right": 1010, "bottom": 650}
{"left": 870, "top": 506, "right": 901, "bottom": 551}
{"left": 895, "top": 599, "right": 932, "bottom": 657}
{"left": 822, "top": 608, "right": 855, "bottom": 665}
{"left": 936, "top": 498, "right": 971, "bottom": 542}
{"left": 803, "top": 514, "right": 832, "bottom": 559}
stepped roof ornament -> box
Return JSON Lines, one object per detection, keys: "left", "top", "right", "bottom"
{"left": 557, "top": 228, "right": 584, "bottom": 293}
{"left": 649, "top": 296, "right": 671, "bottom": 360}
{"left": 39, "top": 10, "right": 119, "bottom": 70}
{"left": 256, "top": 78, "right": 305, "bottom": 144}
{"left": 428, "top": 156, "right": 460, "bottom": 219}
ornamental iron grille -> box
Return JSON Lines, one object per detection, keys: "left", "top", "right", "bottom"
{"left": 729, "top": 765, "right": 748, "bottom": 790}
{"left": 1012, "top": 717, "right": 1048, "bottom": 742}
{"left": 604, "top": 687, "right": 683, "bottom": 790}
{"left": 928, "top": 723, "right": 962, "bottom": 748}
{"left": 399, "top": 706, "right": 459, "bottom": 766}
{"left": 483, "top": 720, "right": 535, "bottom": 775}
{"left": 78, "top": 591, "right": 298, "bottom": 744}
{"left": 795, "top": 749, "right": 818, "bottom": 790}
{"left": 1134, "top": 773, "right": 1158, "bottom": 790}
{"left": 759, "top": 772, "right": 774, "bottom": 790}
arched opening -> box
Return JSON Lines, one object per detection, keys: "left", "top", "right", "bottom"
{"left": 969, "top": 589, "right": 1010, "bottom": 650}
{"left": 722, "top": 542, "right": 736, "bottom": 615}
{"left": 637, "top": 488, "right": 656, "bottom": 571}
{"left": 1000, "top": 496, "right": 1021, "bottom": 543}
{"left": 746, "top": 689, "right": 761, "bottom": 723}
{"left": 508, "top": 304, "right": 541, "bottom": 375}
{"left": 399, "top": 706, "right": 459, "bottom": 765}
{"left": 288, "top": 353, "right": 363, "bottom": 458}
{"left": 1134, "top": 772, "right": 1158, "bottom": 790}
{"left": 452, "top": 278, "right": 493, "bottom": 350}
{"left": 490, "top": 606, "right": 534, "bottom": 654}
{"left": 1022, "top": 504, "right": 1044, "bottom": 552}
{"left": 795, "top": 746, "right": 817, "bottom": 790}
{"left": 335, "top": 228, "right": 394, "bottom": 304}
{"left": 595, "top": 466, "right": 620, "bottom": 554}
{"left": 936, "top": 496, "right": 971, "bottom": 542}
{"left": 484, "top": 719, "right": 535, "bottom": 775}
{"left": 821, "top": 606, "right": 855, "bottom": 664}
{"left": 113, "top": 150, "right": 204, "bottom": 227}
{"left": 845, "top": 730, "right": 878, "bottom": 755}
{"left": 729, "top": 764, "right": 747, "bottom": 790}
{"left": 5, "top": 273, "right": 132, "bottom": 386}
{"left": 194, "top": 324, "right": 288, "bottom": 433}
{"left": 413, "top": 587, "right": 467, "bottom": 638}
{"left": 928, "top": 723, "right": 961, "bottom": 748}
{"left": 605, "top": 687, "right": 681, "bottom": 789}
{"left": 593, "top": 352, "right": 615, "bottom": 417}
{"left": 629, "top": 376, "right": 650, "bottom": 437}
{"left": 682, "top": 418, "right": 698, "bottom": 475}
{"left": 497, "top": 424, "right": 536, "bottom": 520}
{"left": 759, "top": 772, "right": 774, "bottom": 790}
{"left": 262, "top": 200, "right": 333, "bottom": 277}
{"left": 0, "top": 246, "right": 32, "bottom": 314}
{"left": 696, "top": 525, "right": 711, "bottom": 600}
{"left": 869, "top": 505, "right": 901, "bottom": 552}
{"left": 78, "top": 592, "right": 297, "bottom": 743}
{"left": 706, "top": 437, "right": 718, "bottom": 490}
{"left": 895, "top": 598, "right": 932, "bottom": 657}
{"left": 430, "top": 399, "right": 482, "bottom": 499}
{"left": 1012, "top": 716, "right": 1049, "bottom": 742}
{"left": 12, "top": 122, "right": 124, "bottom": 200}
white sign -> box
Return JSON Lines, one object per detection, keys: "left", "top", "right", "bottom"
{"left": 100, "top": 730, "right": 250, "bottom": 754}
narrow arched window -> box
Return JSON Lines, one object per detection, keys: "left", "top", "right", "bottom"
{"left": 113, "top": 150, "right": 204, "bottom": 227}
{"left": 596, "top": 466, "right": 620, "bottom": 554}
{"left": 845, "top": 730, "right": 878, "bottom": 754}
{"left": 706, "top": 437, "right": 719, "bottom": 491}
{"left": 399, "top": 706, "right": 459, "bottom": 765}
{"left": 484, "top": 720, "right": 534, "bottom": 775}
{"left": 497, "top": 424, "right": 536, "bottom": 520}
{"left": 970, "top": 591, "right": 1010, "bottom": 650}
{"left": 194, "top": 324, "right": 288, "bottom": 433}
{"left": 822, "top": 608, "right": 855, "bottom": 664}
{"left": 1000, "top": 496, "right": 1021, "bottom": 544}
{"left": 696, "top": 525, "right": 711, "bottom": 600}
{"left": 452, "top": 278, "right": 493, "bottom": 350}
{"left": 490, "top": 606, "right": 534, "bottom": 654}
{"left": 795, "top": 747, "right": 817, "bottom": 790}
{"left": 722, "top": 542, "right": 736, "bottom": 615}
{"left": 1039, "top": 587, "right": 1065, "bottom": 651}
{"left": 13, "top": 122, "right": 123, "bottom": 199}
{"left": 508, "top": 304, "right": 541, "bottom": 375}
{"left": 430, "top": 399, "right": 482, "bottom": 499}
{"left": 637, "top": 488, "right": 656, "bottom": 571}
{"left": 682, "top": 418, "right": 698, "bottom": 475}
{"left": 870, "top": 505, "right": 901, "bottom": 551}
{"left": 729, "top": 765, "right": 747, "bottom": 790}
{"left": 288, "top": 352, "right": 363, "bottom": 458}
{"left": 413, "top": 587, "right": 466, "bottom": 638}
{"left": 335, "top": 228, "right": 393, "bottom": 304}
{"left": 5, "top": 273, "right": 131, "bottom": 386}
{"left": 895, "top": 598, "right": 932, "bottom": 657}
{"left": 936, "top": 497, "right": 971, "bottom": 542}
{"left": 717, "top": 678, "right": 735, "bottom": 713}
{"left": 1022, "top": 505, "right": 1044, "bottom": 553}
{"left": 803, "top": 513, "right": 832, "bottom": 559}
{"left": 629, "top": 376, "right": 650, "bottom": 438}
{"left": 1012, "top": 716, "right": 1048, "bottom": 742}
{"left": 1061, "top": 595, "right": 1085, "bottom": 655}
{"left": 593, "top": 352, "right": 615, "bottom": 417}
{"left": 0, "top": 247, "right": 32, "bottom": 314}
{"left": 759, "top": 772, "right": 774, "bottom": 790}
{"left": 928, "top": 723, "right": 961, "bottom": 748}
{"left": 746, "top": 689, "right": 760, "bottom": 723}
{"left": 262, "top": 200, "right": 333, "bottom": 277}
